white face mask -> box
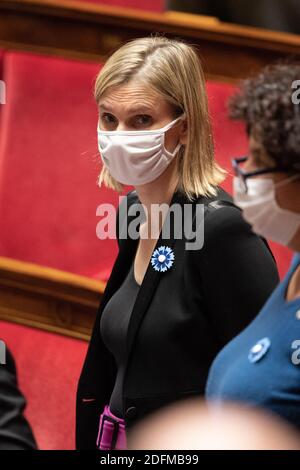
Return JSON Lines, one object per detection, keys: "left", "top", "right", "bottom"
{"left": 97, "top": 114, "right": 185, "bottom": 185}
{"left": 233, "top": 174, "right": 300, "bottom": 246}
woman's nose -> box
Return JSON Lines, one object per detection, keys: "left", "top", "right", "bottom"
{"left": 116, "top": 124, "right": 127, "bottom": 131}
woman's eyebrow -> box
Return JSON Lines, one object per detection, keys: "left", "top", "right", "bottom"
{"left": 100, "top": 103, "right": 154, "bottom": 114}
{"left": 127, "top": 104, "right": 154, "bottom": 113}
{"left": 100, "top": 103, "right": 114, "bottom": 112}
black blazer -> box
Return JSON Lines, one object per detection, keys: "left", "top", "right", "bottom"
{"left": 0, "top": 348, "right": 37, "bottom": 449}
{"left": 76, "top": 186, "right": 280, "bottom": 449}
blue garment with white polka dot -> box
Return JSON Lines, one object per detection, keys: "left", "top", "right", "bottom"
{"left": 205, "top": 252, "right": 300, "bottom": 430}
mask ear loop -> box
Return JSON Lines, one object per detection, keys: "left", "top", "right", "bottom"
{"left": 160, "top": 112, "right": 187, "bottom": 133}
{"left": 162, "top": 112, "right": 186, "bottom": 156}
{"left": 169, "top": 141, "right": 183, "bottom": 157}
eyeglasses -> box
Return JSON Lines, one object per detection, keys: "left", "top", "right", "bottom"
{"left": 231, "top": 155, "right": 290, "bottom": 194}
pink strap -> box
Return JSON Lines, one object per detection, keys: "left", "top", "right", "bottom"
{"left": 96, "top": 404, "right": 127, "bottom": 450}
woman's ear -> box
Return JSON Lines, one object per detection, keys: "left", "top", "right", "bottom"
{"left": 179, "top": 119, "right": 188, "bottom": 145}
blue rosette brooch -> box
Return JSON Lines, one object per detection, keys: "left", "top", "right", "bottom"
{"left": 151, "top": 245, "right": 175, "bottom": 272}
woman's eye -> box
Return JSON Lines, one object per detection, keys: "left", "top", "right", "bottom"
{"left": 135, "top": 115, "right": 152, "bottom": 127}
{"left": 101, "top": 113, "right": 116, "bottom": 124}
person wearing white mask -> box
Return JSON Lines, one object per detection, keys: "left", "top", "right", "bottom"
{"left": 206, "top": 63, "right": 300, "bottom": 433}
{"left": 76, "top": 35, "right": 279, "bottom": 450}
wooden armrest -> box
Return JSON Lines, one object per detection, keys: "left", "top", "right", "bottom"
{"left": 0, "top": 256, "right": 105, "bottom": 340}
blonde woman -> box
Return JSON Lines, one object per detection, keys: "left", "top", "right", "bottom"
{"left": 76, "top": 35, "right": 279, "bottom": 450}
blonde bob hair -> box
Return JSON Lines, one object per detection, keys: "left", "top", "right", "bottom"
{"left": 94, "top": 34, "right": 227, "bottom": 201}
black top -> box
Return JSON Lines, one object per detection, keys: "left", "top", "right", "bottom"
{"left": 100, "top": 261, "right": 140, "bottom": 418}
{"left": 0, "top": 348, "right": 37, "bottom": 449}
{"left": 76, "top": 187, "right": 280, "bottom": 449}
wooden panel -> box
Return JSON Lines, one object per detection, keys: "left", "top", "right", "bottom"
{"left": 0, "top": 0, "right": 300, "bottom": 82}
{"left": 0, "top": 256, "right": 105, "bottom": 340}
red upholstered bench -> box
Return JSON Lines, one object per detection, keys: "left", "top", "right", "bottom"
{"left": 0, "top": 320, "right": 87, "bottom": 449}
{"left": 0, "top": 50, "right": 131, "bottom": 449}
{"left": 0, "top": 50, "right": 132, "bottom": 282}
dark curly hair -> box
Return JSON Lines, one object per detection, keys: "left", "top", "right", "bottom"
{"left": 228, "top": 62, "right": 300, "bottom": 172}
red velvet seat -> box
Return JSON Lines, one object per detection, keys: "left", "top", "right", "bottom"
{"left": 0, "top": 50, "right": 132, "bottom": 282}
{"left": 0, "top": 320, "right": 87, "bottom": 449}
{"left": 0, "top": 50, "right": 131, "bottom": 450}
